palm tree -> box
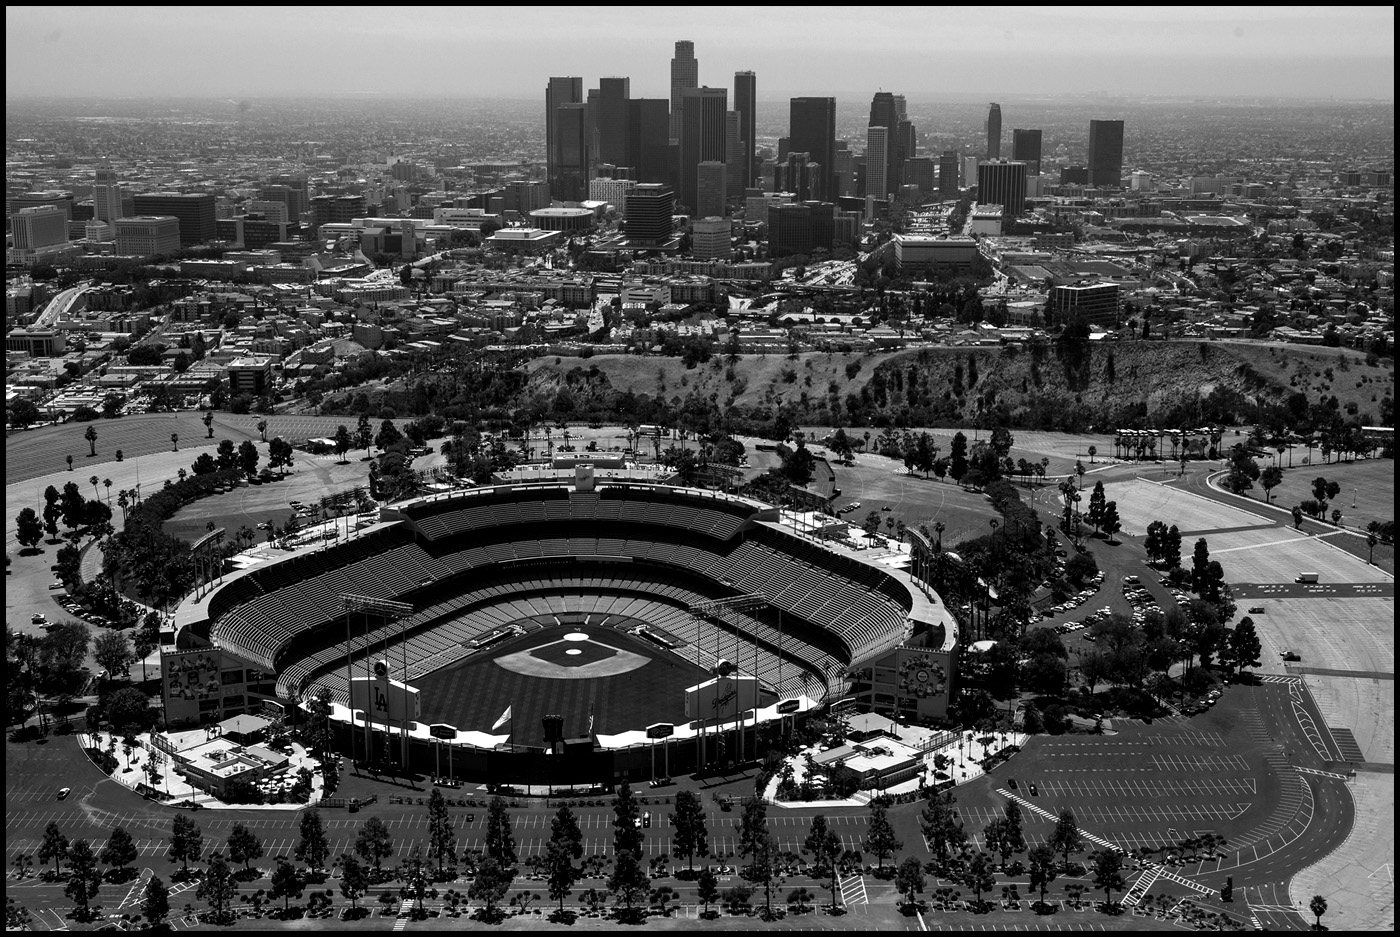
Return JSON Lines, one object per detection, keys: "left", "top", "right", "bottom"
{"left": 90, "top": 475, "right": 100, "bottom": 500}
{"left": 85, "top": 424, "right": 98, "bottom": 456}
{"left": 933, "top": 521, "right": 945, "bottom": 552}
{"left": 117, "top": 490, "right": 129, "bottom": 522}
{"left": 103, "top": 478, "right": 112, "bottom": 503}
{"left": 171, "top": 432, "right": 179, "bottom": 452}
{"left": 67, "top": 454, "right": 74, "bottom": 471}
{"left": 203, "top": 411, "right": 214, "bottom": 438}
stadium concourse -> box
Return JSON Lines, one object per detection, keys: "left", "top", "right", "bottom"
{"left": 166, "top": 474, "right": 960, "bottom": 786}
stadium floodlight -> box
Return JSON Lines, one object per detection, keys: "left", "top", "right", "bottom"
{"left": 342, "top": 594, "right": 414, "bottom": 771}
{"left": 689, "top": 592, "right": 776, "bottom": 766}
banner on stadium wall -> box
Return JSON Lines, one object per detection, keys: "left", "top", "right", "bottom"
{"left": 891, "top": 647, "right": 952, "bottom": 720}
{"left": 349, "top": 671, "right": 421, "bottom": 724}
{"left": 684, "top": 675, "right": 760, "bottom": 721}
{"left": 575, "top": 464, "right": 595, "bottom": 491}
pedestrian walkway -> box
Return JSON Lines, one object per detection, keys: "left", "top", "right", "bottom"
{"left": 838, "top": 872, "right": 868, "bottom": 907}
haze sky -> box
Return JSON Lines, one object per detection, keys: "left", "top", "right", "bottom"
{"left": 5, "top": 5, "right": 1394, "bottom": 101}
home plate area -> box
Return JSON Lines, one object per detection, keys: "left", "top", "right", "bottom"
{"left": 412, "top": 622, "right": 714, "bottom": 748}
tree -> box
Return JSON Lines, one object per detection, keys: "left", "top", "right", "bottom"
{"left": 485, "top": 795, "right": 516, "bottom": 867}
{"left": 295, "top": 809, "right": 329, "bottom": 871}
{"left": 1310, "top": 894, "right": 1327, "bottom": 929}
{"left": 39, "top": 821, "right": 70, "bottom": 877}
{"left": 376, "top": 419, "right": 403, "bottom": 451}
{"left": 9, "top": 397, "right": 40, "bottom": 428}
{"left": 99, "top": 827, "right": 138, "bottom": 879}
{"left": 64, "top": 839, "right": 102, "bottom": 921}
{"left": 950, "top": 431, "right": 968, "bottom": 482}
{"left": 896, "top": 855, "right": 925, "bottom": 909}
{"left": 611, "top": 782, "right": 642, "bottom": 861}
{"left": 1087, "top": 480, "right": 1107, "bottom": 532}
{"left": 1224, "top": 446, "right": 1259, "bottom": 495}
{"left": 203, "top": 411, "right": 214, "bottom": 438}
{"left": 103, "top": 687, "right": 151, "bottom": 734}
{"left": 216, "top": 439, "right": 237, "bottom": 471}
{"left": 1163, "top": 525, "right": 1183, "bottom": 568}
{"left": 1001, "top": 800, "right": 1026, "bottom": 862}
{"left": 238, "top": 440, "right": 260, "bottom": 479}
{"left": 142, "top": 874, "right": 170, "bottom": 928}
{"left": 468, "top": 855, "right": 513, "bottom": 917}
{"left": 1229, "top": 618, "right": 1263, "bottom": 675}
{"left": 1260, "top": 465, "right": 1284, "bottom": 503}
{"left": 198, "top": 852, "right": 238, "bottom": 924}
{"left": 168, "top": 814, "right": 203, "bottom": 872}
{"left": 696, "top": 866, "right": 719, "bottom": 917}
{"left": 962, "top": 851, "right": 996, "bottom": 909}
{"left": 356, "top": 413, "right": 374, "bottom": 453}
{"left": 427, "top": 789, "right": 456, "bottom": 874}
{"left": 1091, "top": 849, "right": 1125, "bottom": 908}
{"left": 334, "top": 425, "right": 352, "bottom": 463}
{"left": 397, "top": 845, "right": 432, "bottom": 916}
{"left": 670, "top": 789, "right": 709, "bottom": 871}
{"left": 227, "top": 822, "right": 264, "bottom": 873}
{"left": 1051, "top": 810, "right": 1083, "bottom": 867}
{"left": 339, "top": 854, "right": 369, "bottom": 912}
{"left": 268, "top": 437, "right": 295, "bottom": 477}
{"left": 544, "top": 839, "right": 575, "bottom": 913}
{"left": 1028, "top": 845, "right": 1058, "bottom": 910}
{"left": 864, "top": 803, "right": 902, "bottom": 870}
{"left": 803, "top": 814, "right": 843, "bottom": 910}
{"left": 355, "top": 816, "right": 393, "bottom": 871}
{"left": 269, "top": 857, "right": 303, "bottom": 912}
{"left": 608, "top": 849, "right": 650, "bottom": 912}
{"left": 16, "top": 507, "right": 43, "bottom": 550}
{"left": 93, "top": 631, "right": 134, "bottom": 683}
{"left": 171, "top": 432, "right": 178, "bottom": 452}
{"left": 85, "top": 425, "right": 98, "bottom": 457}
{"left": 1101, "top": 501, "right": 1121, "bottom": 544}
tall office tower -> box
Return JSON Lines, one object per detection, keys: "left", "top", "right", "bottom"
{"left": 131, "top": 192, "right": 216, "bottom": 246}
{"left": 903, "top": 157, "right": 936, "bottom": 197}
{"left": 733, "top": 71, "right": 756, "bottom": 190}
{"left": 94, "top": 167, "right": 124, "bottom": 223}
{"left": 864, "top": 126, "right": 889, "bottom": 201}
{"left": 546, "top": 76, "right": 584, "bottom": 199}
{"left": 264, "top": 175, "right": 310, "bottom": 220}
{"left": 977, "top": 160, "right": 1028, "bottom": 215}
{"left": 725, "top": 111, "right": 746, "bottom": 199}
{"left": 585, "top": 88, "right": 601, "bottom": 171}
{"left": 627, "top": 99, "right": 672, "bottom": 187}
{"left": 789, "top": 97, "right": 836, "bottom": 201}
{"left": 670, "top": 40, "right": 698, "bottom": 144}
{"left": 1011, "top": 129, "right": 1042, "bottom": 175}
{"left": 625, "top": 183, "right": 676, "bottom": 246}
{"left": 1088, "top": 119, "right": 1124, "bottom": 188}
{"left": 986, "top": 103, "right": 1002, "bottom": 160}
{"left": 938, "top": 151, "right": 960, "bottom": 198}
{"left": 775, "top": 152, "right": 816, "bottom": 202}
{"left": 868, "top": 92, "right": 911, "bottom": 198}
{"left": 679, "top": 86, "right": 727, "bottom": 214}
{"left": 552, "top": 103, "right": 591, "bottom": 202}
{"left": 12, "top": 206, "right": 69, "bottom": 249}
{"left": 696, "top": 161, "right": 728, "bottom": 219}
{"left": 893, "top": 94, "right": 908, "bottom": 121}
{"left": 597, "top": 77, "right": 631, "bottom": 168}
{"left": 833, "top": 140, "right": 855, "bottom": 198}
{"left": 768, "top": 200, "right": 834, "bottom": 257}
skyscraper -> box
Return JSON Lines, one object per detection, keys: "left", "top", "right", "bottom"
{"left": 696, "top": 161, "right": 728, "bottom": 219}
{"left": 869, "top": 91, "right": 913, "bottom": 199}
{"left": 1012, "top": 129, "right": 1042, "bottom": 175}
{"left": 552, "top": 103, "right": 590, "bottom": 202}
{"left": 864, "top": 126, "right": 889, "bottom": 201}
{"left": 597, "top": 77, "right": 631, "bottom": 168}
{"left": 94, "top": 167, "right": 124, "bottom": 223}
{"left": 733, "top": 71, "right": 756, "bottom": 191}
{"left": 938, "top": 151, "right": 960, "bottom": 199}
{"left": 986, "top": 103, "right": 1002, "bottom": 160}
{"left": 725, "top": 111, "right": 745, "bottom": 199}
{"left": 977, "top": 160, "right": 1028, "bottom": 215}
{"left": 627, "top": 99, "right": 673, "bottom": 188}
{"left": 789, "top": 97, "right": 836, "bottom": 201}
{"left": 1088, "top": 120, "right": 1125, "bottom": 188}
{"left": 625, "top": 183, "right": 676, "bottom": 247}
{"left": 679, "top": 86, "right": 727, "bottom": 214}
{"left": 669, "top": 40, "right": 698, "bottom": 144}
{"left": 546, "top": 77, "right": 584, "bottom": 200}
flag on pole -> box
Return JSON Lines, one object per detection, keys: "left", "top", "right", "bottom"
{"left": 491, "top": 705, "right": 512, "bottom": 732}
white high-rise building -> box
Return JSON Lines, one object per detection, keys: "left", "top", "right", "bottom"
{"left": 94, "top": 167, "right": 124, "bottom": 223}
{"left": 588, "top": 177, "right": 636, "bottom": 214}
{"left": 691, "top": 216, "right": 732, "bottom": 260}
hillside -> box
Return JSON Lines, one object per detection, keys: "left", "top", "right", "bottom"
{"left": 522, "top": 341, "right": 1392, "bottom": 431}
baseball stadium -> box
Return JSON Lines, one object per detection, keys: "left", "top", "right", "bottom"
{"left": 166, "top": 474, "right": 958, "bottom": 786}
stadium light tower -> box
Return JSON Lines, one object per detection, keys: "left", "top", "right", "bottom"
{"left": 342, "top": 594, "right": 413, "bottom": 772}
{"left": 689, "top": 592, "right": 780, "bottom": 766}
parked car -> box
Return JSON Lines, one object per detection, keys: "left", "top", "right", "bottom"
{"left": 57, "top": 787, "right": 71, "bottom": 800}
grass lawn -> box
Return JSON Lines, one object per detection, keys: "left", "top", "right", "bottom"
{"left": 1247, "top": 456, "right": 1395, "bottom": 533}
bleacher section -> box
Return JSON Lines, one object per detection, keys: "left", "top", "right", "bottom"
{"left": 210, "top": 484, "right": 911, "bottom": 698}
